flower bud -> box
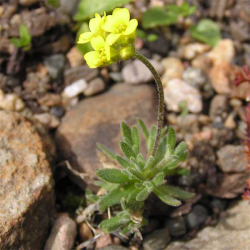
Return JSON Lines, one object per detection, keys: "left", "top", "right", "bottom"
{"left": 120, "top": 46, "right": 135, "bottom": 60}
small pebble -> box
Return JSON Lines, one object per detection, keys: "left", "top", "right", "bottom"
{"left": 185, "top": 205, "right": 208, "bottom": 229}
{"left": 165, "top": 217, "right": 186, "bottom": 236}
{"left": 84, "top": 77, "right": 105, "bottom": 96}
{"left": 62, "top": 79, "right": 87, "bottom": 99}
{"left": 34, "top": 113, "right": 60, "bottom": 128}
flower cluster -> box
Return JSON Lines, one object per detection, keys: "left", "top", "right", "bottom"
{"left": 78, "top": 8, "right": 138, "bottom": 68}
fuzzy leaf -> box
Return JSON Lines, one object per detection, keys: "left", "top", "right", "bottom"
{"left": 127, "top": 167, "right": 145, "bottom": 181}
{"left": 147, "top": 135, "right": 155, "bottom": 154}
{"left": 120, "top": 142, "right": 136, "bottom": 159}
{"left": 130, "top": 157, "right": 142, "bottom": 172}
{"left": 126, "top": 189, "right": 144, "bottom": 212}
{"left": 152, "top": 172, "right": 166, "bottom": 187}
{"left": 86, "top": 190, "right": 99, "bottom": 203}
{"left": 138, "top": 118, "right": 149, "bottom": 140}
{"left": 100, "top": 184, "right": 134, "bottom": 207}
{"left": 136, "top": 187, "right": 150, "bottom": 201}
{"left": 99, "top": 215, "right": 129, "bottom": 233}
{"left": 160, "top": 126, "right": 168, "bottom": 137}
{"left": 143, "top": 155, "right": 155, "bottom": 171}
{"left": 47, "top": 0, "right": 60, "bottom": 7}
{"left": 116, "top": 155, "right": 131, "bottom": 169}
{"left": 132, "top": 125, "right": 140, "bottom": 152}
{"left": 121, "top": 122, "right": 133, "bottom": 146}
{"left": 97, "top": 143, "right": 116, "bottom": 160}
{"left": 96, "top": 169, "right": 130, "bottom": 184}
{"left": 166, "top": 127, "right": 176, "bottom": 156}
{"left": 154, "top": 187, "right": 181, "bottom": 206}
{"left": 137, "top": 154, "right": 145, "bottom": 169}
{"left": 153, "top": 136, "right": 167, "bottom": 165}
{"left": 158, "top": 185, "right": 194, "bottom": 200}
{"left": 175, "top": 141, "right": 188, "bottom": 162}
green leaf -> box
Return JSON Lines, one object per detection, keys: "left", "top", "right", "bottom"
{"left": 96, "top": 169, "right": 130, "bottom": 184}
{"left": 142, "top": 7, "right": 178, "bottom": 29}
{"left": 132, "top": 126, "right": 140, "bottom": 152}
{"left": 86, "top": 190, "right": 99, "bottom": 203}
{"left": 127, "top": 167, "right": 145, "bottom": 181}
{"left": 136, "top": 154, "right": 145, "bottom": 169}
{"left": 121, "top": 122, "right": 133, "bottom": 146}
{"left": 190, "top": 19, "right": 221, "bottom": 47}
{"left": 143, "top": 155, "right": 155, "bottom": 171}
{"left": 116, "top": 155, "right": 131, "bottom": 169}
{"left": 147, "top": 34, "right": 158, "bottom": 42}
{"left": 99, "top": 216, "right": 127, "bottom": 233}
{"left": 97, "top": 143, "right": 116, "bottom": 160}
{"left": 160, "top": 126, "right": 168, "bottom": 137}
{"left": 136, "top": 187, "right": 150, "bottom": 201}
{"left": 152, "top": 172, "right": 166, "bottom": 187}
{"left": 158, "top": 185, "right": 194, "bottom": 200}
{"left": 167, "top": 127, "right": 176, "bottom": 155}
{"left": 74, "top": 0, "right": 132, "bottom": 21}
{"left": 177, "top": 168, "right": 190, "bottom": 176}
{"left": 174, "top": 141, "right": 188, "bottom": 162}
{"left": 130, "top": 157, "right": 143, "bottom": 172}
{"left": 100, "top": 184, "right": 134, "bottom": 207}
{"left": 138, "top": 119, "right": 149, "bottom": 140}
{"left": 19, "top": 23, "right": 31, "bottom": 47}
{"left": 76, "top": 22, "right": 93, "bottom": 56}
{"left": 137, "top": 29, "right": 147, "bottom": 39}
{"left": 10, "top": 38, "right": 22, "bottom": 48}
{"left": 147, "top": 135, "right": 155, "bottom": 154}
{"left": 120, "top": 142, "right": 136, "bottom": 159}
{"left": 126, "top": 189, "right": 144, "bottom": 212}
{"left": 154, "top": 187, "right": 181, "bottom": 206}
{"left": 180, "top": 2, "right": 197, "bottom": 17}
{"left": 47, "top": 0, "right": 60, "bottom": 7}
{"left": 153, "top": 136, "right": 167, "bottom": 165}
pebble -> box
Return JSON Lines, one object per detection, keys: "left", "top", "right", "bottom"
{"left": 109, "top": 72, "right": 123, "bottom": 82}
{"left": 182, "top": 67, "right": 206, "bottom": 89}
{"left": 44, "top": 213, "right": 77, "bottom": 250}
{"left": 229, "top": 98, "right": 242, "bottom": 108}
{"left": 165, "top": 217, "right": 186, "bottom": 237}
{"left": 143, "top": 228, "right": 171, "bottom": 250}
{"left": 34, "top": 113, "right": 60, "bottom": 128}
{"left": 66, "top": 46, "right": 84, "bottom": 68}
{"left": 78, "top": 222, "right": 93, "bottom": 242}
{"left": 0, "top": 90, "right": 25, "bottom": 112}
{"left": 191, "top": 54, "right": 213, "bottom": 74}
{"left": 208, "top": 39, "right": 235, "bottom": 65}
{"left": 84, "top": 77, "right": 105, "bottom": 96}
{"left": 164, "top": 79, "right": 202, "bottom": 113}
{"left": 209, "top": 63, "right": 232, "bottom": 94}
{"left": 122, "top": 59, "right": 164, "bottom": 84}
{"left": 236, "top": 121, "right": 247, "bottom": 140}
{"left": 210, "top": 199, "right": 227, "bottom": 213}
{"left": 179, "top": 43, "right": 210, "bottom": 60}
{"left": 161, "top": 57, "right": 184, "bottom": 87}
{"left": 224, "top": 112, "right": 237, "bottom": 129}
{"left": 19, "top": 0, "right": 38, "bottom": 6}
{"left": 45, "top": 54, "right": 66, "bottom": 79}
{"left": 185, "top": 205, "right": 208, "bottom": 229}
{"left": 209, "top": 95, "right": 228, "bottom": 120}
{"left": 62, "top": 79, "right": 87, "bottom": 99}
{"left": 38, "top": 93, "right": 61, "bottom": 107}
{"left": 217, "top": 145, "right": 248, "bottom": 172}
{"left": 100, "top": 245, "right": 128, "bottom": 250}
{"left": 50, "top": 106, "right": 65, "bottom": 118}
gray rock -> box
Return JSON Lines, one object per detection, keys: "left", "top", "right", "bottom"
{"left": 143, "top": 228, "right": 171, "bottom": 250}
{"left": 185, "top": 205, "right": 208, "bottom": 229}
{"left": 84, "top": 77, "right": 105, "bottom": 96}
{"left": 19, "top": 0, "right": 38, "bottom": 6}
{"left": 100, "top": 245, "right": 128, "bottom": 250}
{"left": 164, "top": 201, "right": 250, "bottom": 250}
{"left": 217, "top": 145, "right": 248, "bottom": 172}
{"left": 59, "top": 0, "right": 80, "bottom": 16}
{"left": 210, "top": 199, "right": 228, "bottom": 213}
{"left": 0, "top": 111, "right": 55, "bottom": 249}
{"left": 122, "top": 59, "right": 164, "bottom": 84}
{"left": 165, "top": 217, "right": 186, "bottom": 237}
{"left": 56, "top": 83, "right": 157, "bottom": 190}
{"left": 182, "top": 67, "right": 206, "bottom": 89}
{"left": 44, "top": 213, "right": 77, "bottom": 250}
{"left": 45, "top": 54, "right": 66, "bottom": 79}
{"left": 209, "top": 95, "right": 228, "bottom": 121}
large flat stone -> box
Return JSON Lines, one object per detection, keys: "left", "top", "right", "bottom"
{"left": 0, "top": 111, "right": 55, "bottom": 249}
{"left": 56, "top": 83, "right": 158, "bottom": 190}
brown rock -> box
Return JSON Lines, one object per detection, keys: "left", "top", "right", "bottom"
{"left": 44, "top": 213, "right": 77, "bottom": 250}
{"left": 231, "top": 81, "right": 250, "bottom": 100}
{"left": 56, "top": 83, "right": 157, "bottom": 190}
{"left": 0, "top": 111, "right": 55, "bottom": 249}
{"left": 66, "top": 46, "right": 84, "bottom": 68}
{"left": 205, "top": 173, "right": 250, "bottom": 198}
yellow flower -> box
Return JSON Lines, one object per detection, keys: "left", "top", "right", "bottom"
{"left": 102, "top": 8, "right": 138, "bottom": 45}
{"left": 78, "top": 12, "right": 106, "bottom": 44}
{"left": 84, "top": 35, "right": 119, "bottom": 68}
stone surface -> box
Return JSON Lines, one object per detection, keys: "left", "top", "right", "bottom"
{"left": 179, "top": 43, "right": 210, "bottom": 60}
{"left": 185, "top": 205, "right": 208, "bottom": 229}
{"left": 62, "top": 79, "right": 88, "bottom": 99}
{"left": 44, "top": 54, "right": 66, "bottom": 79}
{"left": 161, "top": 57, "right": 184, "bottom": 87}
{"left": 217, "top": 145, "right": 248, "bottom": 172}
{"left": 84, "top": 77, "right": 105, "bottom": 96}
{"left": 165, "top": 201, "right": 250, "bottom": 250}
{"left": 66, "top": 46, "right": 84, "bottom": 68}
{"left": 56, "top": 83, "right": 157, "bottom": 189}
{"left": 165, "top": 217, "right": 186, "bottom": 237}
{"left": 19, "top": 0, "right": 38, "bottom": 6}
{"left": 100, "top": 245, "right": 128, "bottom": 250}
{"left": 0, "top": 111, "right": 54, "bottom": 249}
{"left": 164, "top": 79, "right": 202, "bottom": 113}
{"left": 182, "top": 67, "right": 206, "bottom": 89}
{"left": 143, "top": 228, "right": 171, "bottom": 250}
{"left": 122, "top": 59, "right": 164, "bottom": 84}
{"left": 209, "top": 95, "right": 228, "bottom": 120}
{"left": 0, "top": 90, "right": 25, "bottom": 112}
{"left": 44, "top": 213, "right": 77, "bottom": 250}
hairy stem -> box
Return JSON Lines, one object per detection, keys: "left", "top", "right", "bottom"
{"left": 134, "top": 51, "right": 165, "bottom": 157}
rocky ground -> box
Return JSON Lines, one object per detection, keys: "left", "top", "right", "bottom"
{"left": 0, "top": 0, "right": 250, "bottom": 249}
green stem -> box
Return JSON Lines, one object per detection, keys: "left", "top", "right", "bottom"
{"left": 134, "top": 51, "right": 165, "bottom": 157}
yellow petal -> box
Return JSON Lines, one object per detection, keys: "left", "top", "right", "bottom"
{"left": 123, "top": 19, "right": 138, "bottom": 36}
{"left": 105, "top": 43, "right": 111, "bottom": 61}
{"left": 89, "top": 14, "right": 101, "bottom": 32}
{"left": 91, "top": 35, "right": 105, "bottom": 51}
{"left": 113, "top": 8, "right": 130, "bottom": 25}
{"left": 106, "top": 33, "right": 121, "bottom": 45}
{"left": 84, "top": 51, "right": 101, "bottom": 68}
{"left": 77, "top": 32, "right": 93, "bottom": 44}
{"left": 102, "top": 15, "right": 115, "bottom": 33}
